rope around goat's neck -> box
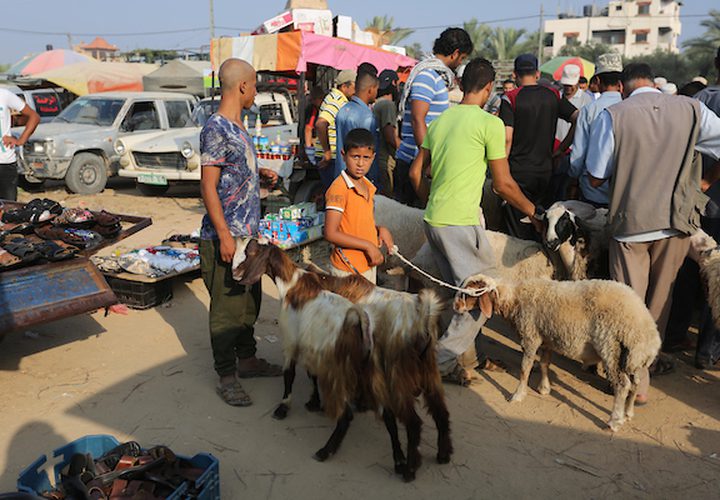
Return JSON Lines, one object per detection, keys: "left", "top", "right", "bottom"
{"left": 389, "top": 245, "right": 491, "bottom": 297}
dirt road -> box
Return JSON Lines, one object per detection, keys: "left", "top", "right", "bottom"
{"left": 1, "top": 183, "right": 719, "bottom": 498}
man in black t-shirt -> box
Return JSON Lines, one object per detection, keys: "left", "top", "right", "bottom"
{"left": 499, "top": 54, "right": 578, "bottom": 239}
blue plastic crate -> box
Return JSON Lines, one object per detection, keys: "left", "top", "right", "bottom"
{"left": 16, "top": 434, "right": 220, "bottom": 500}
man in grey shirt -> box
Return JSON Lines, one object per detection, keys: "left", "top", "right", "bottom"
{"left": 374, "top": 69, "right": 400, "bottom": 196}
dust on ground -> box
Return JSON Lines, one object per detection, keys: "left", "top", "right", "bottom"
{"left": 1, "top": 182, "right": 719, "bottom": 498}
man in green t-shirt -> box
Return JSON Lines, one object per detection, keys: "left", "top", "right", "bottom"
{"left": 410, "top": 57, "right": 542, "bottom": 385}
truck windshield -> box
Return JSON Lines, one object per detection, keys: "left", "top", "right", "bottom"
{"left": 54, "top": 97, "right": 125, "bottom": 126}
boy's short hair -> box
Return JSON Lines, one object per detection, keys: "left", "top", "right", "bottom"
{"left": 461, "top": 57, "right": 496, "bottom": 94}
{"left": 343, "top": 128, "right": 375, "bottom": 153}
{"left": 578, "top": 76, "right": 588, "bottom": 84}
{"left": 502, "top": 78, "right": 515, "bottom": 85}
{"left": 622, "top": 63, "right": 654, "bottom": 84}
{"left": 598, "top": 71, "right": 622, "bottom": 87}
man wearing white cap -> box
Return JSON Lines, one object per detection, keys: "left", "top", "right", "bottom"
{"left": 653, "top": 76, "right": 667, "bottom": 89}
{"left": 552, "top": 64, "right": 593, "bottom": 201}
{"left": 568, "top": 53, "right": 623, "bottom": 207}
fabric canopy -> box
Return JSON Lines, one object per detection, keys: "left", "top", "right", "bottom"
{"left": 539, "top": 56, "right": 595, "bottom": 81}
{"left": 7, "top": 49, "right": 94, "bottom": 76}
{"left": 212, "top": 31, "right": 415, "bottom": 74}
{"left": 33, "top": 61, "right": 158, "bottom": 96}
{"left": 143, "top": 59, "right": 210, "bottom": 96}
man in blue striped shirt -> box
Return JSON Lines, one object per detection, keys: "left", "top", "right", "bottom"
{"left": 394, "top": 28, "right": 473, "bottom": 206}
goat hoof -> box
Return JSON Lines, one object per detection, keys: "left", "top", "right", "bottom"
{"left": 313, "top": 448, "right": 330, "bottom": 462}
{"left": 272, "top": 404, "right": 289, "bottom": 420}
{"left": 394, "top": 462, "right": 407, "bottom": 474}
{"left": 509, "top": 392, "right": 526, "bottom": 403}
{"left": 608, "top": 418, "right": 624, "bottom": 432}
{"left": 305, "top": 399, "right": 322, "bottom": 412}
{"left": 402, "top": 468, "right": 416, "bottom": 482}
{"left": 436, "top": 452, "right": 451, "bottom": 464}
{"left": 538, "top": 385, "right": 551, "bottom": 396}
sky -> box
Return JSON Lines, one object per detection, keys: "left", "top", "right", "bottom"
{"left": 0, "top": 0, "right": 715, "bottom": 65}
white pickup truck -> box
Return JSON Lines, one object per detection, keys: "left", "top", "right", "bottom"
{"left": 116, "top": 91, "right": 297, "bottom": 196}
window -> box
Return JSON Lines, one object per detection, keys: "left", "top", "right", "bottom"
{"left": 638, "top": 3, "right": 650, "bottom": 15}
{"left": 56, "top": 97, "right": 125, "bottom": 126}
{"left": 615, "top": 4, "right": 622, "bottom": 11}
{"left": 121, "top": 101, "right": 160, "bottom": 132}
{"left": 165, "top": 100, "right": 192, "bottom": 128}
{"left": 635, "top": 32, "right": 648, "bottom": 43}
{"left": 592, "top": 29, "right": 626, "bottom": 45}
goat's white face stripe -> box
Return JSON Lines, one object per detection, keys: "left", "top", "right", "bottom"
{"left": 231, "top": 238, "right": 252, "bottom": 270}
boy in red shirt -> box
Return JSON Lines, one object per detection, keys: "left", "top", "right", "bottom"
{"left": 324, "top": 128, "right": 393, "bottom": 283}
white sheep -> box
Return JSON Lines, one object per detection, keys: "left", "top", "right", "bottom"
{"left": 454, "top": 274, "right": 661, "bottom": 432}
{"left": 689, "top": 229, "right": 720, "bottom": 330}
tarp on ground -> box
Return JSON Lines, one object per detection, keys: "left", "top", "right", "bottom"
{"left": 142, "top": 59, "right": 210, "bottom": 96}
{"left": 32, "top": 61, "right": 158, "bottom": 96}
{"left": 211, "top": 31, "right": 416, "bottom": 74}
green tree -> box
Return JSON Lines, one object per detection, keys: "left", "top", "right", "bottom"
{"left": 683, "top": 9, "right": 720, "bottom": 79}
{"left": 623, "top": 50, "right": 693, "bottom": 85}
{"left": 404, "top": 42, "right": 424, "bottom": 60}
{"left": 365, "top": 15, "right": 414, "bottom": 46}
{"left": 462, "top": 18, "right": 492, "bottom": 58}
{"left": 0, "top": 63, "right": 9, "bottom": 74}
{"left": 487, "top": 26, "right": 527, "bottom": 60}
{"left": 558, "top": 42, "right": 615, "bottom": 62}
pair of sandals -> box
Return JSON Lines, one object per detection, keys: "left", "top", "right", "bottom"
{"left": 2, "top": 236, "right": 77, "bottom": 264}
{"left": 54, "top": 209, "right": 122, "bottom": 240}
{"left": 1, "top": 198, "right": 63, "bottom": 224}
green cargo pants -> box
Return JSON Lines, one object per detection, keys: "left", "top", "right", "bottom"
{"left": 200, "top": 238, "right": 262, "bottom": 377}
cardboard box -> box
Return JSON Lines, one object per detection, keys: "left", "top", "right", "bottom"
{"left": 264, "top": 11, "right": 294, "bottom": 34}
{"left": 293, "top": 9, "right": 333, "bottom": 36}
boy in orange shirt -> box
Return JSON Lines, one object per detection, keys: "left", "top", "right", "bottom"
{"left": 324, "top": 128, "right": 394, "bottom": 283}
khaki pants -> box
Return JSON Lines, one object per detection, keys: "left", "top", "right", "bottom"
{"left": 330, "top": 265, "right": 377, "bottom": 284}
{"left": 609, "top": 236, "right": 690, "bottom": 397}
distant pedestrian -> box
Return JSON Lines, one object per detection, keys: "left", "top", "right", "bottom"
{"left": 315, "top": 69, "right": 356, "bottom": 189}
{"left": 395, "top": 27, "right": 473, "bottom": 206}
{"left": 502, "top": 78, "right": 516, "bottom": 95}
{"left": 335, "top": 71, "right": 381, "bottom": 184}
{"left": 303, "top": 86, "right": 326, "bottom": 165}
{"left": 0, "top": 88, "right": 39, "bottom": 201}
{"left": 374, "top": 69, "right": 400, "bottom": 196}
{"left": 199, "top": 59, "right": 282, "bottom": 407}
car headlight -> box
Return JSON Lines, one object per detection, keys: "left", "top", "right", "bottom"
{"left": 181, "top": 141, "right": 194, "bottom": 159}
{"left": 114, "top": 139, "right": 126, "bottom": 155}
{"left": 32, "top": 142, "right": 46, "bottom": 154}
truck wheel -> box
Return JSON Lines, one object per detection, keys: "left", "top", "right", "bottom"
{"left": 293, "top": 180, "right": 324, "bottom": 206}
{"left": 65, "top": 153, "right": 108, "bottom": 194}
{"left": 137, "top": 183, "right": 170, "bottom": 196}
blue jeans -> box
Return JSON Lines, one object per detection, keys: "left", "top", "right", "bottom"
{"left": 318, "top": 159, "right": 336, "bottom": 190}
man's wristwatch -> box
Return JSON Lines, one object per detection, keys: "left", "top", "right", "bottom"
{"left": 533, "top": 205, "right": 546, "bottom": 221}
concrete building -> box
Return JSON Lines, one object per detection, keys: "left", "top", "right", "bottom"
{"left": 543, "top": 0, "right": 681, "bottom": 58}
{"left": 76, "top": 37, "right": 119, "bottom": 61}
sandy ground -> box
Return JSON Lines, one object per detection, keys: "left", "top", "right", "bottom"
{"left": 1, "top": 180, "right": 719, "bottom": 498}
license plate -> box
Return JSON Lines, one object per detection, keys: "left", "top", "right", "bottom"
{"left": 32, "top": 162, "right": 44, "bottom": 168}
{"left": 137, "top": 173, "right": 168, "bottom": 186}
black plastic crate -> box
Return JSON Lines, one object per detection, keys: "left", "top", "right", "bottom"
{"left": 105, "top": 275, "right": 173, "bottom": 310}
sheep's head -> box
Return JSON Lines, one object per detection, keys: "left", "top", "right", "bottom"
{"left": 233, "top": 237, "right": 273, "bottom": 284}
{"left": 453, "top": 275, "right": 498, "bottom": 319}
{"left": 544, "top": 204, "right": 577, "bottom": 252}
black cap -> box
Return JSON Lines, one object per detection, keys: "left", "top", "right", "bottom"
{"left": 514, "top": 53, "right": 538, "bottom": 72}
{"left": 378, "top": 69, "right": 399, "bottom": 90}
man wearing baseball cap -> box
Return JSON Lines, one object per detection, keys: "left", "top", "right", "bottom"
{"left": 498, "top": 53, "right": 578, "bottom": 240}
{"left": 314, "top": 69, "right": 356, "bottom": 188}
{"left": 568, "top": 53, "right": 624, "bottom": 207}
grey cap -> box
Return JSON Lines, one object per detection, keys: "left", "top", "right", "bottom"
{"left": 595, "top": 53, "right": 622, "bottom": 75}
{"left": 335, "top": 69, "right": 357, "bottom": 86}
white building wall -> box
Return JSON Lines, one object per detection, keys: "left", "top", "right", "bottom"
{"left": 544, "top": 0, "right": 681, "bottom": 58}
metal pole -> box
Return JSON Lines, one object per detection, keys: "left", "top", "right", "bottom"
{"left": 209, "top": 0, "right": 215, "bottom": 40}
{"left": 537, "top": 4, "right": 544, "bottom": 65}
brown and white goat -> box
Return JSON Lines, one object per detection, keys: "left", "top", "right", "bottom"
{"left": 454, "top": 274, "right": 661, "bottom": 432}
{"left": 234, "top": 238, "right": 451, "bottom": 481}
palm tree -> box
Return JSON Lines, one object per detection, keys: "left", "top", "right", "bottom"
{"left": 462, "top": 18, "right": 493, "bottom": 58}
{"left": 683, "top": 10, "right": 720, "bottom": 77}
{"left": 365, "top": 15, "right": 414, "bottom": 46}
{"left": 405, "top": 42, "right": 425, "bottom": 60}
{"left": 487, "top": 27, "right": 527, "bottom": 60}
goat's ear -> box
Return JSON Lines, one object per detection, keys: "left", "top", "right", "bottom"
{"left": 479, "top": 292, "right": 493, "bottom": 319}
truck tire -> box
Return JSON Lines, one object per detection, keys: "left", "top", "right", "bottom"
{"left": 137, "top": 183, "right": 170, "bottom": 196}
{"left": 293, "top": 179, "right": 324, "bottom": 205}
{"left": 65, "top": 153, "right": 108, "bottom": 194}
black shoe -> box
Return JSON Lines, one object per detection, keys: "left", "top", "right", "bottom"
{"left": 695, "top": 357, "right": 719, "bottom": 370}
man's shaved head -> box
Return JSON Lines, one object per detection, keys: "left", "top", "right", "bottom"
{"left": 219, "top": 58, "right": 255, "bottom": 94}
{"left": 356, "top": 71, "right": 379, "bottom": 93}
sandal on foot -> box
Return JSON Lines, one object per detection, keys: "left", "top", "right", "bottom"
{"left": 441, "top": 364, "right": 472, "bottom": 387}
{"left": 237, "top": 358, "right": 283, "bottom": 378}
{"left": 216, "top": 380, "right": 252, "bottom": 406}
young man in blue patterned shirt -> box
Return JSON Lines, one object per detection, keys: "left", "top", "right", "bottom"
{"left": 200, "top": 58, "right": 281, "bottom": 407}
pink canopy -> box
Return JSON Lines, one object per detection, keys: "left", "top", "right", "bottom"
{"left": 212, "top": 31, "right": 415, "bottom": 74}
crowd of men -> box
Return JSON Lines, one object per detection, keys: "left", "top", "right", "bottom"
{"left": 199, "top": 29, "right": 720, "bottom": 407}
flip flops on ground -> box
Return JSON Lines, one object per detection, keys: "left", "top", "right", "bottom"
{"left": 216, "top": 380, "right": 252, "bottom": 406}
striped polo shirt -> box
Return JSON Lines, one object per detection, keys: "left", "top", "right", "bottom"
{"left": 396, "top": 69, "right": 449, "bottom": 163}
{"left": 314, "top": 88, "right": 349, "bottom": 160}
